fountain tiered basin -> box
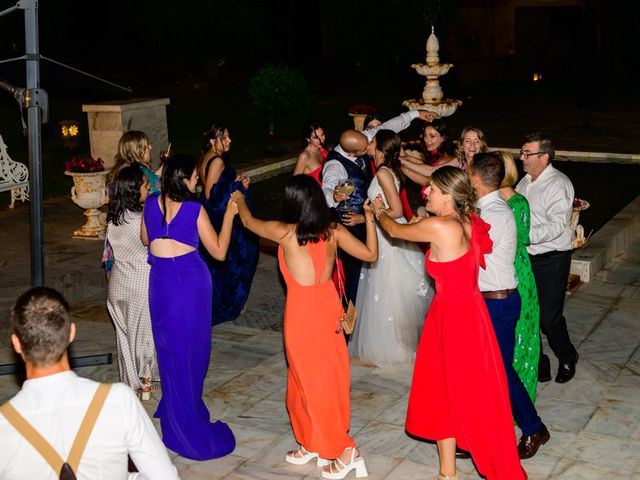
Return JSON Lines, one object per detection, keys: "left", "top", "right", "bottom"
{"left": 404, "top": 27, "right": 462, "bottom": 118}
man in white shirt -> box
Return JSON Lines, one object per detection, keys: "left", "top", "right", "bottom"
{"left": 470, "top": 153, "right": 549, "bottom": 460}
{"left": 0, "top": 287, "right": 180, "bottom": 480}
{"left": 515, "top": 132, "right": 578, "bottom": 384}
{"left": 322, "top": 109, "right": 434, "bottom": 302}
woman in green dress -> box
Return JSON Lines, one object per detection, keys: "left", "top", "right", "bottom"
{"left": 498, "top": 151, "right": 540, "bottom": 401}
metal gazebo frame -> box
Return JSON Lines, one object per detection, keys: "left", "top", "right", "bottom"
{"left": 0, "top": 0, "right": 131, "bottom": 375}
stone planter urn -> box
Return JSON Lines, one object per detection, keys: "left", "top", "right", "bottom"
{"left": 64, "top": 169, "right": 110, "bottom": 239}
{"left": 348, "top": 113, "right": 367, "bottom": 131}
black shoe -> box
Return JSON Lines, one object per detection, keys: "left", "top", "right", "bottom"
{"left": 538, "top": 354, "right": 552, "bottom": 383}
{"left": 555, "top": 353, "right": 579, "bottom": 384}
{"left": 455, "top": 448, "right": 471, "bottom": 459}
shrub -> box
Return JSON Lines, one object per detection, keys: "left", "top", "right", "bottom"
{"left": 249, "top": 65, "right": 313, "bottom": 135}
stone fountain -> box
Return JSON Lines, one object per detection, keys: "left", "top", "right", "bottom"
{"left": 403, "top": 27, "right": 462, "bottom": 117}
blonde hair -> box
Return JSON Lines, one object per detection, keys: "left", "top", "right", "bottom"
{"left": 108, "top": 131, "right": 150, "bottom": 185}
{"left": 456, "top": 126, "right": 488, "bottom": 167}
{"left": 431, "top": 166, "right": 477, "bottom": 218}
{"left": 496, "top": 151, "right": 519, "bottom": 188}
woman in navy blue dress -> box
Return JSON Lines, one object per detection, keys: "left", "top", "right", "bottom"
{"left": 198, "top": 125, "right": 259, "bottom": 324}
{"left": 141, "top": 154, "right": 237, "bottom": 460}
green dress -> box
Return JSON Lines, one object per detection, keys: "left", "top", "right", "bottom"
{"left": 507, "top": 193, "right": 540, "bottom": 402}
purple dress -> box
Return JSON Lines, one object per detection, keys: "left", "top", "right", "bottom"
{"left": 144, "top": 193, "right": 235, "bottom": 460}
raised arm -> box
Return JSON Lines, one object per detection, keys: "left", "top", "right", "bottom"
{"left": 400, "top": 157, "right": 438, "bottom": 176}
{"left": 232, "top": 190, "right": 290, "bottom": 243}
{"left": 363, "top": 110, "right": 436, "bottom": 141}
{"left": 401, "top": 165, "right": 430, "bottom": 187}
{"left": 197, "top": 201, "right": 236, "bottom": 260}
{"left": 373, "top": 195, "right": 444, "bottom": 243}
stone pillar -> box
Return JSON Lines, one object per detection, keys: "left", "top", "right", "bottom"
{"left": 82, "top": 98, "right": 170, "bottom": 169}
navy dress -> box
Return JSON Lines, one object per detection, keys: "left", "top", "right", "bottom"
{"left": 144, "top": 193, "right": 235, "bottom": 460}
{"left": 199, "top": 156, "right": 259, "bottom": 324}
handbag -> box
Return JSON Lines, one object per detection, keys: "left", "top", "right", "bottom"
{"left": 334, "top": 241, "right": 357, "bottom": 334}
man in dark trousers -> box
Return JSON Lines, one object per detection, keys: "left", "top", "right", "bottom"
{"left": 470, "top": 153, "right": 550, "bottom": 459}
{"left": 516, "top": 132, "right": 578, "bottom": 384}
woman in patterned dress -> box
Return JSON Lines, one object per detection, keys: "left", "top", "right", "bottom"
{"left": 498, "top": 151, "right": 540, "bottom": 401}
{"left": 106, "top": 164, "right": 158, "bottom": 399}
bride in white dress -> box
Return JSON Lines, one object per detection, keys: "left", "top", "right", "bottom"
{"left": 349, "top": 130, "right": 434, "bottom": 367}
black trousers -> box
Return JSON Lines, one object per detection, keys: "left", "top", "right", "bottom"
{"left": 529, "top": 250, "right": 577, "bottom": 365}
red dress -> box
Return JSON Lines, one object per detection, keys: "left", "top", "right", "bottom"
{"left": 306, "top": 147, "right": 328, "bottom": 186}
{"left": 406, "top": 215, "right": 527, "bottom": 480}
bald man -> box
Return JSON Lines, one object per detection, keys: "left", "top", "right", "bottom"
{"left": 322, "top": 109, "right": 434, "bottom": 304}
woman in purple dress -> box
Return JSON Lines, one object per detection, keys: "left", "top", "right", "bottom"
{"left": 141, "top": 154, "right": 237, "bottom": 460}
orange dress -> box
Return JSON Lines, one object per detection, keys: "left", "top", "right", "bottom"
{"left": 278, "top": 240, "right": 355, "bottom": 459}
{"left": 406, "top": 215, "right": 527, "bottom": 480}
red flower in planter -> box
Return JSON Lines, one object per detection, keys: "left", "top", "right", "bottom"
{"left": 347, "top": 104, "right": 377, "bottom": 115}
{"left": 65, "top": 156, "right": 104, "bottom": 173}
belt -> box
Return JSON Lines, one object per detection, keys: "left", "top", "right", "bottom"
{"left": 481, "top": 288, "right": 516, "bottom": 300}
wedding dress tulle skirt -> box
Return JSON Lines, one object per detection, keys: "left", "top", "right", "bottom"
{"left": 349, "top": 220, "right": 434, "bottom": 367}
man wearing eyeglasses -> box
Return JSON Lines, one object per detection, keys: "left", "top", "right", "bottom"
{"left": 515, "top": 132, "right": 578, "bottom": 385}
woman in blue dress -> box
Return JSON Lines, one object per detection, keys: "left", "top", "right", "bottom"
{"left": 141, "top": 153, "right": 237, "bottom": 460}
{"left": 198, "top": 124, "right": 259, "bottom": 324}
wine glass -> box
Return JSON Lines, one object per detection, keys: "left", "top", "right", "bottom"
{"left": 337, "top": 179, "right": 355, "bottom": 213}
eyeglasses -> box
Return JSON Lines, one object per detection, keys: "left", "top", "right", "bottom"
{"left": 520, "top": 151, "right": 543, "bottom": 158}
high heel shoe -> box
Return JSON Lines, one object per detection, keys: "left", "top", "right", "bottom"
{"left": 322, "top": 447, "right": 368, "bottom": 479}
{"left": 438, "top": 474, "right": 458, "bottom": 480}
{"left": 285, "top": 446, "right": 328, "bottom": 466}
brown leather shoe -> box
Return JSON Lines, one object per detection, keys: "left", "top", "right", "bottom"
{"left": 518, "top": 424, "right": 550, "bottom": 459}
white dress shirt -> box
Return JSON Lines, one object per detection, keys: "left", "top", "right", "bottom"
{"left": 322, "top": 110, "right": 420, "bottom": 207}
{"left": 0, "top": 371, "right": 179, "bottom": 480}
{"left": 477, "top": 190, "right": 518, "bottom": 292}
{"left": 515, "top": 163, "right": 574, "bottom": 254}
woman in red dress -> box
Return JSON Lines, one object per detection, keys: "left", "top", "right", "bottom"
{"left": 293, "top": 120, "right": 327, "bottom": 184}
{"left": 373, "top": 166, "right": 526, "bottom": 480}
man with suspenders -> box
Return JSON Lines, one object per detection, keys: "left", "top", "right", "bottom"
{"left": 0, "top": 287, "right": 179, "bottom": 479}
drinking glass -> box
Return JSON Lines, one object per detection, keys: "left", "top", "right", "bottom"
{"left": 337, "top": 179, "right": 355, "bottom": 213}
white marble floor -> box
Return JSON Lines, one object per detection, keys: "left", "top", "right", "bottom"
{"left": 1, "top": 234, "right": 639, "bottom": 479}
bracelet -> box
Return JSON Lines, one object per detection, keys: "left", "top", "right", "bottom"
{"left": 374, "top": 208, "right": 386, "bottom": 220}
{"left": 365, "top": 219, "right": 375, "bottom": 224}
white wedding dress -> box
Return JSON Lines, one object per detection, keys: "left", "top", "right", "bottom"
{"left": 349, "top": 167, "right": 434, "bottom": 367}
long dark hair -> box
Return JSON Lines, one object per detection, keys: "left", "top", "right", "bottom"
{"left": 303, "top": 119, "right": 324, "bottom": 144}
{"left": 160, "top": 154, "right": 197, "bottom": 225}
{"left": 107, "top": 164, "right": 145, "bottom": 226}
{"left": 374, "top": 129, "right": 403, "bottom": 186}
{"left": 422, "top": 119, "right": 455, "bottom": 165}
{"left": 282, "top": 175, "right": 336, "bottom": 246}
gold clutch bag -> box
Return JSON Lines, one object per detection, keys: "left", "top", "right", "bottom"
{"left": 334, "top": 240, "right": 357, "bottom": 334}
{"left": 339, "top": 300, "right": 357, "bottom": 334}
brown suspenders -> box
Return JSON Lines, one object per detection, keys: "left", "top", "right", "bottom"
{"left": 0, "top": 383, "right": 112, "bottom": 478}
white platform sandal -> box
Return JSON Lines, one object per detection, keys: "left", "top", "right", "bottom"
{"left": 322, "top": 447, "right": 368, "bottom": 479}
{"left": 285, "top": 446, "right": 331, "bottom": 467}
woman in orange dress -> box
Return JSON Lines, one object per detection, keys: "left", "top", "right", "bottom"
{"left": 373, "top": 166, "right": 526, "bottom": 480}
{"left": 231, "top": 175, "right": 377, "bottom": 480}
